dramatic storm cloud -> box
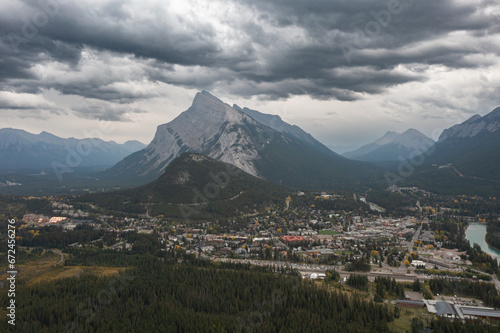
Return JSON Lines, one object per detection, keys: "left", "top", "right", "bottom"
{"left": 1, "top": 0, "right": 499, "bottom": 147}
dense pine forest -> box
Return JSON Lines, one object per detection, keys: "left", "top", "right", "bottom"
{"left": 486, "top": 220, "right": 500, "bottom": 251}
{"left": 2, "top": 249, "right": 499, "bottom": 332}
{"left": 4, "top": 254, "right": 395, "bottom": 332}
{"left": 428, "top": 278, "right": 500, "bottom": 308}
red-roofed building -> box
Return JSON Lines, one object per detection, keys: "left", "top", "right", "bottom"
{"left": 281, "top": 236, "right": 304, "bottom": 245}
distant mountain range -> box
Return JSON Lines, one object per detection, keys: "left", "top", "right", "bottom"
{"left": 2, "top": 94, "right": 499, "bottom": 196}
{"left": 0, "top": 128, "right": 145, "bottom": 172}
{"left": 343, "top": 129, "right": 435, "bottom": 163}
{"left": 104, "top": 91, "right": 378, "bottom": 190}
{"left": 83, "top": 153, "right": 288, "bottom": 219}
{"left": 397, "top": 107, "right": 500, "bottom": 195}
{"left": 327, "top": 144, "right": 361, "bottom": 155}
{"left": 425, "top": 107, "right": 500, "bottom": 181}
{"left": 339, "top": 107, "right": 500, "bottom": 195}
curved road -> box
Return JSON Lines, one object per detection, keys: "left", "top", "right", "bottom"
{"left": 52, "top": 249, "right": 65, "bottom": 266}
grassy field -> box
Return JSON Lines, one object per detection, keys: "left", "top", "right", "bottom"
{"left": 27, "top": 265, "right": 125, "bottom": 285}
{"left": 319, "top": 230, "right": 341, "bottom": 235}
{"left": 333, "top": 249, "right": 354, "bottom": 255}
{"left": 0, "top": 248, "right": 127, "bottom": 322}
{"left": 0, "top": 248, "right": 126, "bottom": 287}
{"left": 389, "top": 307, "right": 432, "bottom": 332}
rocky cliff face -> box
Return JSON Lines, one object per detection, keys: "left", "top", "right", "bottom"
{"left": 234, "top": 104, "right": 334, "bottom": 154}
{"left": 439, "top": 107, "right": 500, "bottom": 142}
{"left": 423, "top": 106, "right": 500, "bottom": 180}
{"left": 104, "top": 91, "right": 376, "bottom": 190}
{"left": 106, "top": 91, "right": 282, "bottom": 179}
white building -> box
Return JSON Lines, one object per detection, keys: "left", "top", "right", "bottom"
{"left": 411, "top": 260, "right": 426, "bottom": 267}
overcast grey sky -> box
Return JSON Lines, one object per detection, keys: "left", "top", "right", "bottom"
{"left": 1, "top": 0, "right": 499, "bottom": 149}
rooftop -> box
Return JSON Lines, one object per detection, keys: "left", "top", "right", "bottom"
{"left": 435, "top": 302, "right": 458, "bottom": 317}
{"left": 460, "top": 306, "right": 500, "bottom": 319}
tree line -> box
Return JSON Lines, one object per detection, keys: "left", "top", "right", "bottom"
{"left": 428, "top": 278, "right": 500, "bottom": 308}
{"left": 3, "top": 255, "right": 396, "bottom": 332}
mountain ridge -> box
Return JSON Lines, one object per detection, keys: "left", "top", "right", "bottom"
{"left": 343, "top": 131, "right": 399, "bottom": 159}
{"left": 424, "top": 106, "right": 500, "bottom": 181}
{"left": 103, "top": 91, "right": 380, "bottom": 190}
{"left": 233, "top": 104, "right": 334, "bottom": 154}
{"left": 343, "top": 129, "right": 434, "bottom": 162}
{"left": 439, "top": 107, "right": 500, "bottom": 142}
{"left": 398, "top": 106, "right": 500, "bottom": 196}
{"left": 0, "top": 128, "right": 146, "bottom": 172}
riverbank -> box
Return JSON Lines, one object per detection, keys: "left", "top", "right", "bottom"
{"left": 485, "top": 238, "right": 500, "bottom": 252}
{"left": 485, "top": 223, "right": 500, "bottom": 252}
{"left": 465, "top": 223, "right": 500, "bottom": 258}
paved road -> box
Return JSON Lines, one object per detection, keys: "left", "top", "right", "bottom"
{"left": 215, "top": 254, "right": 496, "bottom": 286}
{"left": 492, "top": 275, "right": 500, "bottom": 293}
{"left": 216, "top": 258, "right": 430, "bottom": 283}
{"left": 52, "top": 249, "right": 65, "bottom": 266}
{"left": 298, "top": 268, "right": 430, "bottom": 283}
{"left": 400, "top": 224, "right": 422, "bottom": 270}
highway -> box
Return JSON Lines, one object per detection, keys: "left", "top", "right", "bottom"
{"left": 399, "top": 224, "right": 422, "bottom": 270}
{"left": 298, "top": 268, "right": 430, "bottom": 283}
{"left": 214, "top": 248, "right": 500, "bottom": 288}
{"left": 215, "top": 258, "right": 431, "bottom": 283}
{"left": 493, "top": 275, "right": 500, "bottom": 292}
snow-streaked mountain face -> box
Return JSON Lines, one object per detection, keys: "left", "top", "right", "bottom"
{"left": 109, "top": 91, "right": 283, "bottom": 178}
{"left": 439, "top": 107, "right": 500, "bottom": 142}
{"left": 0, "top": 128, "right": 146, "bottom": 171}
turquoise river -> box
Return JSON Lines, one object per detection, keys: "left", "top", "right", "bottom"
{"left": 465, "top": 223, "right": 500, "bottom": 258}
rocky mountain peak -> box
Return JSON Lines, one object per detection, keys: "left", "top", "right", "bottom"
{"left": 374, "top": 131, "right": 399, "bottom": 145}
{"left": 389, "top": 129, "right": 434, "bottom": 150}
{"left": 485, "top": 107, "right": 500, "bottom": 121}
{"left": 122, "top": 91, "right": 268, "bottom": 178}
{"left": 464, "top": 114, "right": 481, "bottom": 124}
{"left": 402, "top": 128, "right": 425, "bottom": 137}
{"left": 104, "top": 91, "right": 366, "bottom": 189}
{"left": 343, "top": 128, "right": 434, "bottom": 162}
{"left": 188, "top": 91, "right": 245, "bottom": 124}
{"left": 438, "top": 107, "right": 500, "bottom": 142}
